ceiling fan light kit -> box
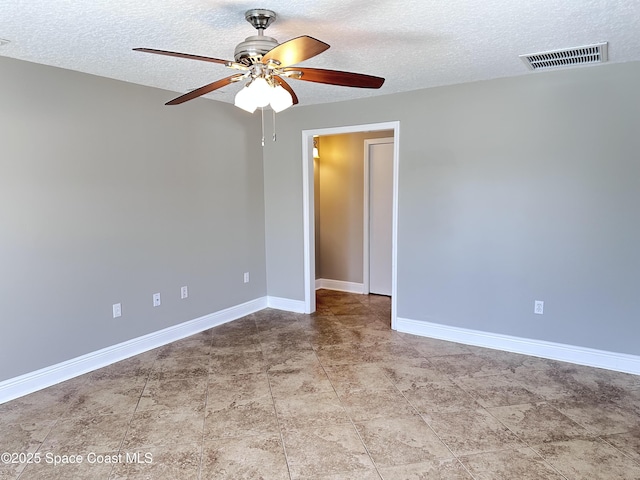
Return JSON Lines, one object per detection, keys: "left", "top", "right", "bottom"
{"left": 134, "top": 8, "right": 385, "bottom": 143}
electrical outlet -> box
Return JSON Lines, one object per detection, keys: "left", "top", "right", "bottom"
{"left": 243, "top": 272, "right": 250, "bottom": 283}
{"left": 181, "top": 286, "right": 188, "bottom": 299}
{"left": 112, "top": 303, "right": 122, "bottom": 318}
{"left": 534, "top": 300, "right": 544, "bottom": 315}
{"left": 153, "top": 293, "right": 161, "bottom": 307}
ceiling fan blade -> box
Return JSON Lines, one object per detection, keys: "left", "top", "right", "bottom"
{"left": 133, "top": 48, "right": 230, "bottom": 65}
{"left": 273, "top": 77, "right": 299, "bottom": 105}
{"left": 285, "top": 67, "right": 385, "bottom": 89}
{"left": 261, "top": 36, "right": 329, "bottom": 68}
{"left": 165, "top": 74, "right": 244, "bottom": 105}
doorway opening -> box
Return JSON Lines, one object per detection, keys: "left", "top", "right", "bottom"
{"left": 301, "top": 121, "right": 400, "bottom": 329}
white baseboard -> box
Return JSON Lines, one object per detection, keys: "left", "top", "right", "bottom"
{"left": 315, "top": 278, "right": 365, "bottom": 294}
{"left": 266, "top": 296, "right": 306, "bottom": 313}
{"left": 0, "top": 297, "right": 268, "bottom": 404}
{"left": 396, "top": 317, "right": 640, "bottom": 376}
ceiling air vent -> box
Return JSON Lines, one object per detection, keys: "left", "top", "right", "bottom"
{"left": 520, "top": 42, "right": 608, "bottom": 71}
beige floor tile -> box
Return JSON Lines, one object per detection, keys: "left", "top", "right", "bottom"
{"left": 2, "top": 291, "right": 639, "bottom": 479}
{"left": 63, "top": 376, "right": 147, "bottom": 418}
{"left": 201, "top": 434, "right": 290, "bottom": 480}
{"left": 207, "top": 371, "right": 272, "bottom": 402}
{"left": 330, "top": 314, "right": 385, "bottom": 329}
{"left": 265, "top": 348, "right": 323, "bottom": 372}
{"left": 366, "top": 339, "right": 425, "bottom": 364}
{"left": 472, "top": 349, "right": 557, "bottom": 374}
{"left": 0, "top": 421, "right": 54, "bottom": 452}
{"left": 109, "top": 444, "right": 200, "bottom": 480}
{"left": 355, "top": 415, "right": 452, "bottom": 467}
{"left": 122, "top": 408, "right": 204, "bottom": 449}
{"left": 259, "top": 328, "right": 311, "bottom": 348}
{"left": 427, "top": 353, "right": 508, "bottom": 378}
{"left": 209, "top": 350, "right": 266, "bottom": 375}
{"left": 550, "top": 394, "right": 640, "bottom": 436}
{"left": 397, "top": 334, "right": 473, "bottom": 357}
{"left": 212, "top": 316, "right": 258, "bottom": 335}
{"left": 0, "top": 421, "right": 55, "bottom": 478}
{"left": 18, "top": 457, "right": 114, "bottom": 480}
{"left": 148, "top": 354, "right": 210, "bottom": 380}
{"left": 39, "top": 413, "right": 131, "bottom": 455}
{"left": 402, "top": 380, "right": 479, "bottom": 414}
{"left": 601, "top": 427, "right": 640, "bottom": 463}
{"left": 274, "top": 391, "right": 350, "bottom": 430}
{"left": 510, "top": 365, "right": 603, "bottom": 401}
{"left": 487, "top": 402, "right": 593, "bottom": 445}
{"left": 314, "top": 343, "right": 380, "bottom": 366}
{"left": 377, "top": 458, "right": 473, "bottom": 479}
{"left": 339, "top": 388, "right": 418, "bottom": 422}
{"left": 0, "top": 377, "right": 87, "bottom": 425}
{"left": 210, "top": 330, "right": 262, "bottom": 349}
{"left": 156, "top": 334, "right": 212, "bottom": 358}
{"left": 454, "top": 374, "right": 545, "bottom": 408}
{"left": 459, "top": 447, "right": 564, "bottom": 479}
{"left": 137, "top": 376, "right": 207, "bottom": 412}
{"left": 282, "top": 424, "right": 375, "bottom": 479}
{"left": 267, "top": 365, "right": 335, "bottom": 398}
{"left": 90, "top": 352, "right": 156, "bottom": 381}
{"left": 308, "top": 326, "right": 371, "bottom": 348}
{"left": 301, "top": 469, "right": 382, "bottom": 480}
{"left": 324, "top": 364, "right": 396, "bottom": 395}
{"left": 204, "top": 394, "right": 278, "bottom": 439}
{"left": 533, "top": 437, "right": 640, "bottom": 479}
{"left": 381, "top": 359, "right": 450, "bottom": 390}
{"left": 329, "top": 303, "right": 373, "bottom": 316}
{"left": 426, "top": 408, "right": 523, "bottom": 456}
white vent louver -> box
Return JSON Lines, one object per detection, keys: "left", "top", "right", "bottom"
{"left": 520, "top": 42, "right": 608, "bottom": 71}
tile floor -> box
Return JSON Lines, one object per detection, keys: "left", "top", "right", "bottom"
{"left": 1, "top": 289, "right": 640, "bottom": 479}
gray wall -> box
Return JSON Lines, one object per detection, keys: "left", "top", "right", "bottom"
{"left": 263, "top": 61, "right": 640, "bottom": 355}
{"left": 0, "top": 57, "right": 267, "bottom": 381}
{"left": 315, "top": 131, "right": 393, "bottom": 283}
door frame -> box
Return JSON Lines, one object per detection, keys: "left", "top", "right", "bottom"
{"left": 301, "top": 121, "right": 400, "bottom": 329}
{"left": 363, "top": 137, "right": 395, "bottom": 295}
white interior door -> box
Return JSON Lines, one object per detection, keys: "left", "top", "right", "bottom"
{"left": 367, "top": 139, "right": 394, "bottom": 296}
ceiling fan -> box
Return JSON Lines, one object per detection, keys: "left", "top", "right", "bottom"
{"left": 134, "top": 8, "right": 385, "bottom": 113}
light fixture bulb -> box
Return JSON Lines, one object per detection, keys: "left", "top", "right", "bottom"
{"left": 270, "top": 85, "right": 293, "bottom": 113}
{"left": 234, "top": 86, "right": 257, "bottom": 113}
{"left": 248, "top": 77, "right": 271, "bottom": 108}
{"left": 313, "top": 136, "right": 320, "bottom": 158}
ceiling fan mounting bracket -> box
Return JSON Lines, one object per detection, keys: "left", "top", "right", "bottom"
{"left": 244, "top": 9, "right": 277, "bottom": 33}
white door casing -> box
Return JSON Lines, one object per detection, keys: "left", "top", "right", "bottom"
{"left": 301, "top": 122, "right": 400, "bottom": 329}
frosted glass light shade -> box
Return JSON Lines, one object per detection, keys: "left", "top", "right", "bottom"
{"left": 234, "top": 86, "right": 257, "bottom": 113}
{"left": 269, "top": 85, "right": 293, "bottom": 113}
{"left": 248, "top": 77, "right": 271, "bottom": 107}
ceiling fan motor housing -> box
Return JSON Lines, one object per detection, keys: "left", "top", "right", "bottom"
{"left": 234, "top": 35, "right": 279, "bottom": 65}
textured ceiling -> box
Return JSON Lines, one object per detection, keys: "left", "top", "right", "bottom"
{"left": 2, "top": 0, "right": 640, "bottom": 107}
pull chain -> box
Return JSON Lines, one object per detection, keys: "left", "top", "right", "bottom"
{"left": 272, "top": 109, "right": 277, "bottom": 142}
{"left": 261, "top": 107, "right": 265, "bottom": 147}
